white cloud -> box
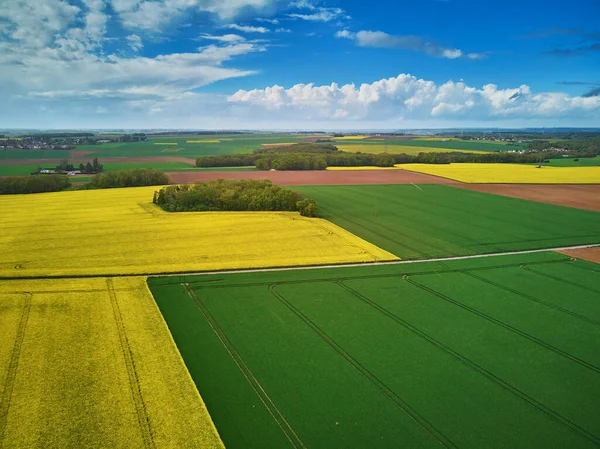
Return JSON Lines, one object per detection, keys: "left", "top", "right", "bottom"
{"left": 126, "top": 34, "right": 144, "bottom": 51}
{"left": 337, "top": 30, "right": 484, "bottom": 60}
{"left": 442, "top": 49, "right": 462, "bottom": 59}
{"left": 227, "top": 74, "right": 600, "bottom": 122}
{"left": 111, "top": 0, "right": 277, "bottom": 30}
{"left": 199, "top": 33, "right": 246, "bottom": 42}
{"left": 228, "top": 24, "right": 269, "bottom": 33}
{"left": 255, "top": 17, "right": 279, "bottom": 24}
{"left": 288, "top": 0, "right": 316, "bottom": 9}
{"left": 335, "top": 30, "right": 354, "bottom": 39}
{"left": 288, "top": 7, "right": 347, "bottom": 22}
{"left": 275, "top": 28, "right": 292, "bottom": 33}
{"left": 0, "top": 0, "right": 80, "bottom": 48}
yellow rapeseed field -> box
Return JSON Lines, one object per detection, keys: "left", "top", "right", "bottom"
{"left": 0, "top": 277, "right": 224, "bottom": 448}
{"left": 153, "top": 142, "right": 178, "bottom": 145}
{"left": 398, "top": 163, "right": 600, "bottom": 184}
{"left": 337, "top": 144, "right": 486, "bottom": 155}
{"left": 0, "top": 186, "right": 397, "bottom": 277}
{"left": 186, "top": 140, "right": 220, "bottom": 143}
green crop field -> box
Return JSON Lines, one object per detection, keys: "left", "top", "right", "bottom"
{"left": 0, "top": 149, "right": 71, "bottom": 160}
{"left": 295, "top": 185, "right": 600, "bottom": 259}
{"left": 148, "top": 251, "right": 600, "bottom": 448}
{"left": 73, "top": 134, "right": 308, "bottom": 158}
{"left": 531, "top": 156, "right": 600, "bottom": 167}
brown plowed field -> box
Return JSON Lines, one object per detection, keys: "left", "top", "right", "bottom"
{"left": 457, "top": 184, "right": 600, "bottom": 212}
{"left": 69, "top": 150, "right": 97, "bottom": 157}
{"left": 0, "top": 156, "right": 196, "bottom": 166}
{"left": 167, "top": 170, "right": 458, "bottom": 185}
{"left": 557, "top": 247, "right": 600, "bottom": 264}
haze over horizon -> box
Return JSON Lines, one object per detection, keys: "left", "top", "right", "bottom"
{"left": 1, "top": 0, "right": 599, "bottom": 129}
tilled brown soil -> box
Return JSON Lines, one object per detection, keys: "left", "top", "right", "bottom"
{"left": 166, "top": 170, "right": 459, "bottom": 185}
{"left": 557, "top": 247, "right": 600, "bottom": 264}
{"left": 457, "top": 184, "right": 600, "bottom": 212}
{"left": 0, "top": 156, "right": 197, "bottom": 166}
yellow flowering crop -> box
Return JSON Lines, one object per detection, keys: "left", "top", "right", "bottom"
{"left": 398, "top": 163, "right": 600, "bottom": 184}
{"left": 0, "top": 276, "right": 224, "bottom": 448}
{"left": 0, "top": 186, "right": 396, "bottom": 277}
{"left": 337, "top": 144, "right": 486, "bottom": 155}
{"left": 153, "top": 142, "right": 178, "bottom": 145}
{"left": 186, "top": 140, "right": 220, "bottom": 143}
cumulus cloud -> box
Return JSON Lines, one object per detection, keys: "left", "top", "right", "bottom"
{"left": 336, "top": 30, "right": 485, "bottom": 60}
{"left": 111, "top": 0, "right": 278, "bottom": 30}
{"left": 228, "top": 74, "right": 600, "bottom": 122}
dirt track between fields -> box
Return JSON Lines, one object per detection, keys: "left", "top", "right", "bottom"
{"left": 457, "top": 184, "right": 600, "bottom": 212}
{"left": 557, "top": 247, "right": 600, "bottom": 264}
{"left": 167, "top": 170, "right": 459, "bottom": 185}
{"left": 0, "top": 156, "right": 196, "bottom": 166}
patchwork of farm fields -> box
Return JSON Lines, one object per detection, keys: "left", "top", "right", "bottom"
{"left": 296, "top": 184, "right": 600, "bottom": 259}
{"left": 0, "top": 276, "right": 223, "bottom": 448}
{"left": 400, "top": 163, "right": 600, "bottom": 184}
{"left": 336, "top": 144, "right": 487, "bottom": 155}
{"left": 0, "top": 186, "right": 396, "bottom": 278}
{"left": 149, "top": 251, "right": 600, "bottom": 448}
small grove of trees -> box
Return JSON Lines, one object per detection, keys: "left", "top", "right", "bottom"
{"left": 41, "top": 158, "right": 104, "bottom": 174}
{"left": 153, "top": 179, "right": 318, "bottom": 217}
{"left": 84, "top": 169, "right": 169, "bottom": 189}
{"left": 78, "top": 158, "right": 103, "bottom": 174}
{"left": 0, "top": 175, "right": 70, "bottom": 194}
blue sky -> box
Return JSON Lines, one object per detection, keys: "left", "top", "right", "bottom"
{"left": 0, "top": 0, "right": 598, "bottom": 129}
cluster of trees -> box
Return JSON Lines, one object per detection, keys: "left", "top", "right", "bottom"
{"left": 47, "top": 158, "right": 104, "bottom": 174}
{"left": 154, "top": 179, "right": 318, "bottom": 217}
{"left": 256, "top": 153, "right": 327, "bottom": 170}
{"left": 83, "top": 169, "right": 169, "bottom": 189}
{"left": 0, "top": 175, "right": 70, "bottom": 194}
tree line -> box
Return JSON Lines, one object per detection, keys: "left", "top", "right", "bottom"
{"left": 81, "top": 169, "right": 169, "bottom": 189}
{"left": 153, "top": 179, "right": 318, "bottom": 217}
{"left": 1, "top": 169, "right": 168, "bottom": 195}
{"left": 197, "top": 148, "right": 571, "bottom": 170}
{"left": 0, "top": 175, "right": 71, "bottom": 194}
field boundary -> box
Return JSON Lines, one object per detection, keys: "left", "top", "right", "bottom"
{"left": 1, "top": 244, "right": 598, "bottom": 281}
{"left": 148, "top": 243, "right": 600, "bottom": 278}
